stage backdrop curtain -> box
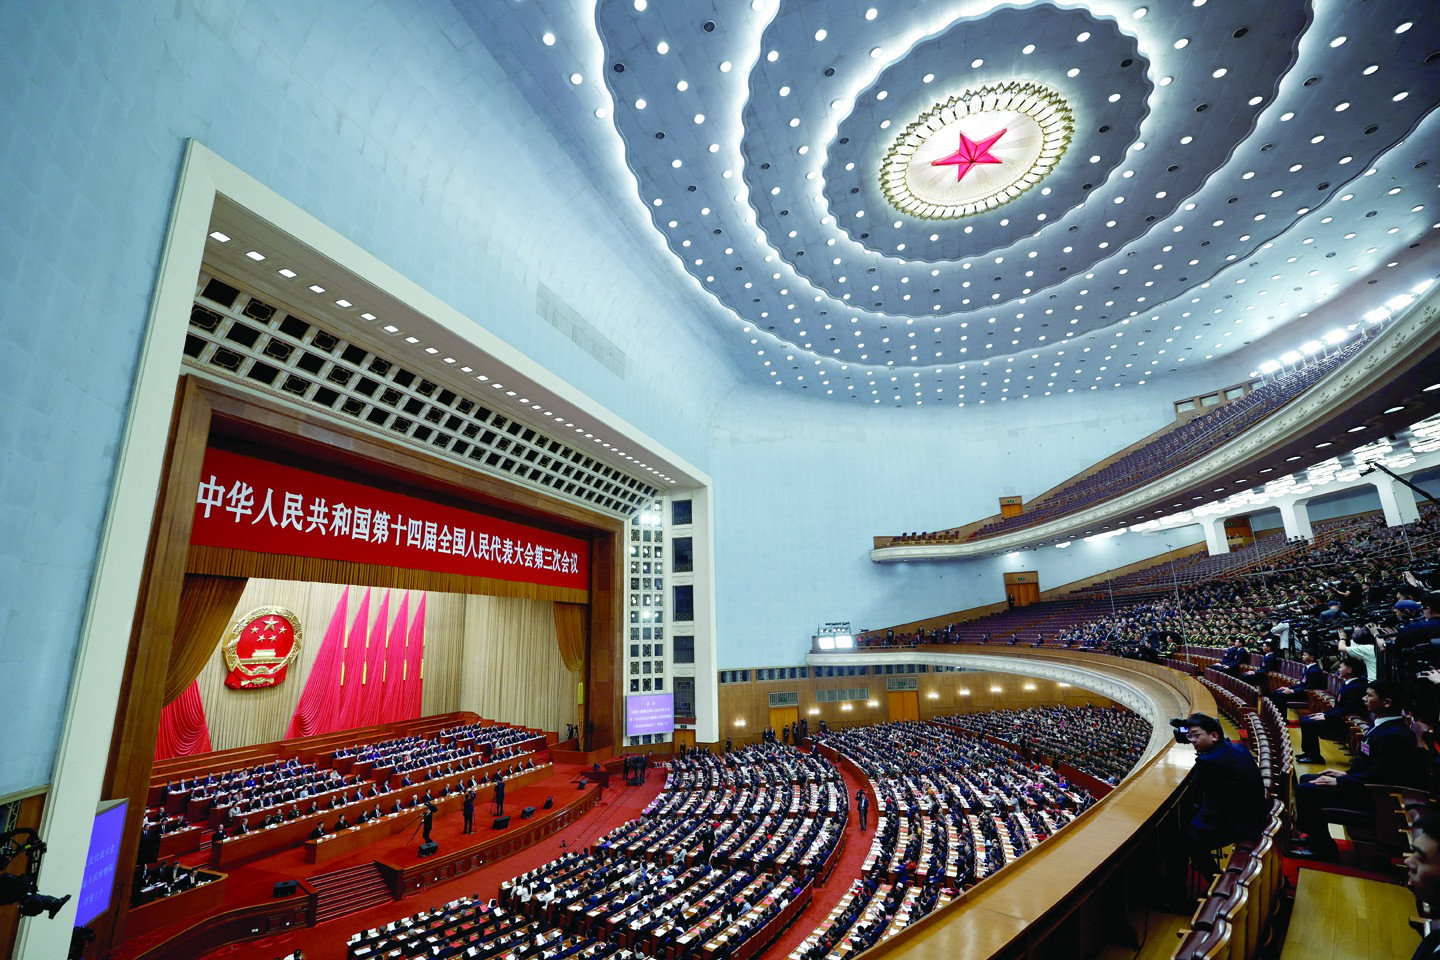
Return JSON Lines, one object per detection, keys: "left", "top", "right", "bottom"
{"left": 553, "top": 602, "right": 587, "bottom": 673}
{"left": 379, "top": 593, "right": 411, "bottom": 723}
{"left": 404, "top": 594, "right": 428, "bottom": 719}
{"left": 285, "top": 586, "right": 351, "bottom": 739}
{"left": 460, "top": 595, "right": 578, "bottom": 735}
{"left": 164, "top": 574, "right": 249, "bottom": 704}
{"left": 190, "top": 582, "right": 455, "bottom": 749}
{"left": 336, "top": 589, "right": 373, "bottom": 730}
{"left": 359, "top": 591, "right": 390, "bottom": 722}
{"left": 153, "top": 679, "right": 213, "bottom": 761}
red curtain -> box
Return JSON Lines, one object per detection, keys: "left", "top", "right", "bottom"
{"left": 403, "top": 593, "right": 427, "bottom": 718}
{"left": 379, "top": 593, "right": 411, "bottom": 723}
{"left": 286, "top": 586, "right": 350, "bottom": 739}
{"left": 359, "top": 592, "right": 391, "bottom": 722}
{"left": 336, "top": 589, "right": 373, "bottom": 730}
{"left": 154, "top": 679, "right": 213, "bottom": 761}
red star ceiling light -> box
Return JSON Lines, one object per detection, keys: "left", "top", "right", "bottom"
{"left": 881, "top": 81, "right": 1073, "bottom": 220}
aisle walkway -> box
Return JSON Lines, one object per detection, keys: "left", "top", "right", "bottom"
{"left": 760, "top": 763, "right": 873, "bottom": 960}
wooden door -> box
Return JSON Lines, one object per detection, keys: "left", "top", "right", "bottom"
{"left": 768, "top": 706, "right": 799, "bottom": 739}
{"left": 1003, "top": 571, "right": 1041, "bottom": 607}
{"left": 887, "top": 690, "right": 920, "bottom": 722}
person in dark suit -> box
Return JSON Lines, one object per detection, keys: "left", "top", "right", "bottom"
{"left": 1267, "top": 650, "right": 1326, "bottom": 716}
{"left": 421, "top": 801, "right": 436, "bottom": 843}
{"left": 462, "top": 789, "right": 476, "bottom": 834}
{"left": 856, "top": 789, "right": 870, "bottom": 831}
{"left": 1406, "top": 812, "right": 1440, "bottom": 958}
{"left": 1241, "top": 640, "right": 1280, "bottom": 686}
{"left": 1216, "top": 638, "right": 1248, "bottom": 677}
{"left": 1296, "top": 656, "right": 1367, "bottom": 764}
{"left": 1182, "top": 713, "right": 1266, "bottom": 877}
{"left": 493, "top": 777, "right": 505, "bottom": 816}
{"left": 1293, "top": 681, "right": 1429, "bottom": 859}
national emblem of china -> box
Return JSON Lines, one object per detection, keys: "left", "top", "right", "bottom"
{"left": 223, "top": 606, "right": 304, "bottom": 689}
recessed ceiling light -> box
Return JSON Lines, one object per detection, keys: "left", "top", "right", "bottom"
{"left": 569, "top": 73, "right": 583, "bottom": 85}
{"left": 308, "top": 284, "right": 325, "bottom": 293}
{"left": 541, "top": 32, "right": 555, "bottom": 46}
{"left": 277, "top": 268, "right": 297, "bottom": 278}
{"left": 245, "top": 250, "right": 265, "bottom": 261}
{"left": 208, "top": 231, "right": 230, "bottom": 242}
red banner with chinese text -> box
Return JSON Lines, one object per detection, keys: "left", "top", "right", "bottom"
{"left": 191, "top": 448, "right": 589, "bottom": 590}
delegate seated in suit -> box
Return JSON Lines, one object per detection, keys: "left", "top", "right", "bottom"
{"left": 1296, "top": 656, "right": 1368, "bottom": 764}
{"left": 1292, "top": 680, "right": 1430, "bottom": 859}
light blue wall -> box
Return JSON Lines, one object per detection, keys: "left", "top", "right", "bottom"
{"left": 0, "top": 0, "right": 736, "bottom": 796}
{"left": 709, "top": 384, "right": 1220, "bottom": 668}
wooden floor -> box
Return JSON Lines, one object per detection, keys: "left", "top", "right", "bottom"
{"left": 1094, "top": 910, "right": 1192, "bottom": 960}
{"left": 1280, "top": 867, "right": 1419, "bottom": 960}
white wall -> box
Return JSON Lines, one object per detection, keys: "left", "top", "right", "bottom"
{"left": 708, "top": 382, "right": 1222, "bottom": 667}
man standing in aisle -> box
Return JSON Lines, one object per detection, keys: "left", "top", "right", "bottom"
{"left": 462, "top": 787, "right": 476, "bottom": 834}
{"left": 856, "top": 788, "right": 870, "bottom": 831}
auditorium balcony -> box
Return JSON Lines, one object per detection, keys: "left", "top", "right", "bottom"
{"left": 873, "top": 289, "right": 1440, "bottom": 560}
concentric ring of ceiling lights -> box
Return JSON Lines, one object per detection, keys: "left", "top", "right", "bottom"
{"left": 579, "top": 0, "right": 1440, "bottom": 404}
{"left": 880, "top": 81, "right": 1074, "bottom": 220}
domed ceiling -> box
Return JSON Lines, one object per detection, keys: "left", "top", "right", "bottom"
{"left": 460, "top": 0, "right": 1439, "bottom": 407}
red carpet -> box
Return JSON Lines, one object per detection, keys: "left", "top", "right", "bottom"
{"left": 762, "top": 763, "right": 874, "bottom": 960}
{"left": 124, "top": 762, "right": 663, "bottom": 960}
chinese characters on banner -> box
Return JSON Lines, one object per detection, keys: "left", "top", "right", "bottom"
{"left": 191, "top": 448, "right": 589, "bottom": 590}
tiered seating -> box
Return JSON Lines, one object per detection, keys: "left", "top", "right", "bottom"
{"left": 498, "top": 744, "right": 827, "bottom": 960}
{"left": 967, "top": 343, "right": 1364, "bottom": 541}
{"left": 345, "top": 896, "right": 658, "bottom": 960}
{"left": 937, "top": 706, "right": 1152, "bottom": 785}
{"left": 804, "top": 721, "right": 1091, "bottom": 953}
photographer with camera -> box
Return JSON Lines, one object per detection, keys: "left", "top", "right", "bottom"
{"left": 1296, "top": 655, "right": 1367, "bottom": 765}
{"left": 1177, "top": 714, "right": 1266, "bottom": 878}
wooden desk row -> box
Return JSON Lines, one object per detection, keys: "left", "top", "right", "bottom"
{"left": 208, "top": 755, "right": 543, "bottom": 867}
{"left": 304, "top": 766, "right": 549, "bottom": 865}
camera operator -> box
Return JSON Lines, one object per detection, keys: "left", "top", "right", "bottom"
{"left": 1180, "top": 714, "right": 1266, "bottom": 877}
{"left": 1392, "top": 594, "right": 1440, "bottom": 651}
{"left": 1291, "top": 680, "right": 1429, "bottom": 860}
{"left": 1296, "top": 656, "right": 1367, "bottom": 765}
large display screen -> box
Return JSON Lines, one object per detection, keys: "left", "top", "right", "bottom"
{"left": 625, "top": 693, "right": 675, "bottom": 738}
{"left": 74, "top": 801, "right": 128, "bottom": 927}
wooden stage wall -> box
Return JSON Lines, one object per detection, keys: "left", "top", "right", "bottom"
{"left": 716, "top": 669, "right": 1118, "bottom": 745}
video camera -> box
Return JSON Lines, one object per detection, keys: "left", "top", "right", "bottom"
{"left": 1167, "top": 718, "right": 1191, "bottom": 745}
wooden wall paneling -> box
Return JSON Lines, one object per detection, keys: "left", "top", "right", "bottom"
{"left": 584, "top": 527, "right": 622, "bottom": 753}
{"left": 99, "top": 378, "right": 214, "bottom": 954}
{"left": 715, "top": 670, "right": 1122, "bottom": 747}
